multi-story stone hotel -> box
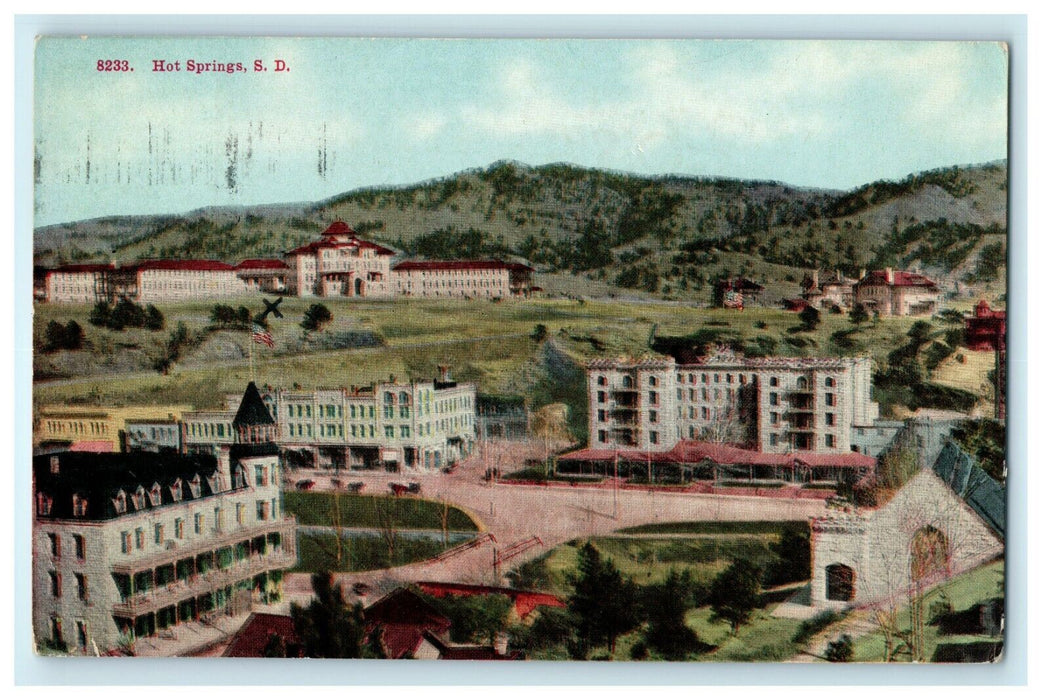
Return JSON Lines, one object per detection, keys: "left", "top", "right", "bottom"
{"left": 32, "top": 384, "right": 295, "bottom": 654}
{"left": 43, "top": 263, "right": 115, "bottom": 304}
{"left": 586, "top": 349, "right": 878, "bottom": 455}
{"left": 182, "top": 370, "right": 476, "bottom": 472}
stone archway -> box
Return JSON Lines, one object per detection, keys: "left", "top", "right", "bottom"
{"left": 826, "top": 563, "right": 856, "bottom": 602}
{"left": 910, "top": 525, "right": 950, "bottom": 583}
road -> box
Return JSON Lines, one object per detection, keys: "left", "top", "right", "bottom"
{"left": 283, "top": 444, "right": 830, "bottom": 603}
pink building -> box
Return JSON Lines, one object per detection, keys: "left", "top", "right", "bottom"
{"left": 393, "top": 260, "right": 535, "bottom": 299}
{"left": 113, "top": 260, "right": 244, "bottom": 302}
{"left": 235, "top": 259, "right": 289, "bottom": 294}
{"left": 43, "top": 263, "right": 115, "bottom": 304}
{"left": 854, "top": 267, "right": 939, "bottom": 316}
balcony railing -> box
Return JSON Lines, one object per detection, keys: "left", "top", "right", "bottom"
{"left": 112, "top": 549, "right": 296, "bottom": 617}
{"left": 110, "top": 518, "right": 296, "bottom": 576}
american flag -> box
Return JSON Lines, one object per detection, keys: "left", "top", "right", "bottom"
{"left": 251, "top": 323, "right": 274, "bottom": 348}
{"left": 723, "top": 290, "right": 744, "bottom": 309}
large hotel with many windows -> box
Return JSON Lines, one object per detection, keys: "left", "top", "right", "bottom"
{"left": 181, "top": 370, "right": 476, "bottom": 471}
{"left": 32, "top": 384, "right": 295, "bottom": 654}
{"left": 586, "top": 349, "right": 878, "bottom": 455}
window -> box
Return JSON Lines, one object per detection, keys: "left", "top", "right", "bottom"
{"left": 649, "top": 431, "right": 659, "bottom": 445}
{"left": 825, "top": 413, "right": 836, "bottom": 426}
{"left": 75, "top": 573, "right": 87, "bottom": 601}
{"left": 120, "top": 531, "right": 131, "bottom": 554}
{"left": 701, "top": 374, "right": 708, "bottom": 384}
{"left": 825, "top": 377, "right": 836, "bottom": 388}
{"left": 649, "top": 391, "right": 658, "bottom": 405}
{"left": 73, "top": 534, "right": 85, "bottom": 560}
{"left": 770, "top": 393, "right": 779, "bottom": 406}
{"left": 255, "top": 465, "right": 266, "bottom": 487}
{"left": 770, "top": 434, "right": 779, "bottom": 447}
{"left": 256, "top": 500, "right": 269, "bottom": 521}
{"left": 826, "top": 564, "right": 855, "bottom": 602}
{"left": 236, "top": 503, "right": 245, "bottom": 525}
{"left": 597, "top": 391, "right": 606, "bottom": 403}
{"left": 37, "top": 493, "right": 53, "bottom": 516}
{"left": 771, "top": 412, "right": 779, "bottom": 425}
{"left": 385, "top": 425, "right": 395, "bottom": 438}
{"left": 175, "top": 518, "right": 185, "bottom": 539}
{"left": 401, "top": 426, "right": 410, "bottom": 438}
{"left": 77, "top": 621, "right": 88, "bottom": 651}
{"left": 170, "top": 479, "right": 183, "bottom": 502}
{"left": 72, "top": 494, "right": 88, "bottom": 517}
{"left": 384, "top": 406, "right": 394, "bottom": 419}
{"left": 132, "top": 487, "right": 146, "bottom": 510}
{"left": 714, "top": 374, "right": 720, "bottom": 383}
{"left": 48, "top": 533, "right": 60, "bottom": 558}
{"left": 154, "top": 524, "right": 164, "bottom": 544}
{"left": 825, "top": 434, "right": 836, "bottom": 448}
{"left": 113, "top": 490, "right": 127, "bottom": 514}
{"left": 598, "top": 410, "right": 607, "bottom": 422}
{"left": 702, "top": 406, "right": 709, "bottom": 420}
{"left": 598, "top": 430, "right": 608, "bottom": 443}
{"left": 50, "top": 571, "right": 61, "bottom": 597}
{"left": 649, "top": 410, "right": 658, "bottom": 423}
{"left": 214, "top": 507, "right": 223, "bottom": 531}
{"left": 135, "top": 528, "right": 144, "bottom": 549}
{"left": 825, "top": 393, "right": 836, "bottom": 407}
{"left": 623, "top": 376, "right": 634, "bottom": 389}
{"left": 648, "top": 376, "right": 659, "bottom": 387}
{"left": 400, "top": 406, "right": 410, "bottom": 419}
{"left": 148, "top": 483, "right": 162, "bottom": 507}
{"left": 50, "top": 618, "right": 63, "bottom": 647}
{"left": 194, "top": 512, "right": 203, "bottom": 535}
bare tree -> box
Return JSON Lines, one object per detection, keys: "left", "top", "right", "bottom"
{"left": 373, "top": 498, "right": 399, "bottom": 565}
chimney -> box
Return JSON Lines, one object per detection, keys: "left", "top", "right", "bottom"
{"left": 884, "top": 267, "right": 893, "bottom": 285}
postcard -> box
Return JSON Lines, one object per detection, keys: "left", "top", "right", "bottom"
{"left": 31, "top": 36, "right": 1008, "bottom": 664}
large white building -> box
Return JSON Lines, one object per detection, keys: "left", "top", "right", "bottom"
{"left": 586, "top": 350, "right": 879, "bottom": 454}
{"left": 32, "top": 384, "right": 295, "bottom": 654}
{"left": 112, "top": 260, "right": 245, "bottom": 303}
{"left": 182, "top": 371, "right": 477, "bottom": 472}
{"left": 43, "top": 264, "right": 115, "bottom": 304}
{"left": 284, "top": 221, "right": 396, "bottom": 298}
{"left": 393, "top": 260, "right": 535, "bottom": 299}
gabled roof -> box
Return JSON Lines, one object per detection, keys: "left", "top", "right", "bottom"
{"left": 223, "top": 613, "right": 300, "bottom": 657}
{"left": 126, "top": 259, "right": 236, "bottom": 272}
{"left": 364, "top": 588, "right": 452, "bottom": 659}
{"left": 932, "top": 441, "right": 1006, "bottom": 538}
{"left": 285, "top": 222, "right": 396, "bottom": 257}
{"left": 233, "top": 382, "right": 276, "bottom": 427}
{"left": 235, "top": 259, "right": 289, "bottom": 270}
{"left": 416, "top": 581, "right": 565, "bottom": 619}
{"left": 858, "top": 269, "right": 937, "bottom": 288}
{"left": 392, "top": 260, "right": 534, "bottom": 272}
{"left": 48, "top": 263, "right": 116, "bottom": 274}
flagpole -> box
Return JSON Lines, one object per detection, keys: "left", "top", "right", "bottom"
{"left": 248, "top": 322, "right": 256, "bottom": 383}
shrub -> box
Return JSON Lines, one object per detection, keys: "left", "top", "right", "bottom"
{"left": 824, "top": 634, "right": 854, "bottom": 662}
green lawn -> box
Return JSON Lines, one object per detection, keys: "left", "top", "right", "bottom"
{"left": 849, "top": 559, "right": 1005, "bottom": 663}
{"left": 292, "top": 531, "right": 460, "bottom": 573}
{"left": 283, "top": 492, "right": 480, "bottom": 532}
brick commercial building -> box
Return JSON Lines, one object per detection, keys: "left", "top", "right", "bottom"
{"left": 586, "top": 349, "right": 878, "bottom": 454}
{"left": 284, "top": 221, "right": 396, "bottom": 298}
{"left": 393, "top": 260, "right": 535, "bottom": 299}
{"left": 35, "top": 405, "right": 192, "bottom": 453}
{"left": 182, "top": 370, "right": 476, "bottom": 472}
{"left": 32, "top": 383, "right": 296, "bottom": 654}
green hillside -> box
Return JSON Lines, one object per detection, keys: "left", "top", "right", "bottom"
{"left": 34, "top": 159, "right": 1008, "bottom": 302}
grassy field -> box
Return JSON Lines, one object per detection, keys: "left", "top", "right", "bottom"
{"left": 849, "top": 559, "right": 1004, "bottom": 663}
{"left": 292, "top": 531, "right": 459, "bottom": 573}
{"left": 36, "top": 296, "right": 936, "bottom": 402}
{"left": 283, "top": 492, "right": 479, "bottom": 532}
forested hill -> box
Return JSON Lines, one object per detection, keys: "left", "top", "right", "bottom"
{"left": 35, "top": 159, "right": 1007, "bottom": 298}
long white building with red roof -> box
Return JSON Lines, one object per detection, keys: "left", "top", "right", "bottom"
{"left": 393, "top": 260, "right": 535, "bottom": 299}
{"left": 43, "top": 263, "right": 116, "bottom": 304}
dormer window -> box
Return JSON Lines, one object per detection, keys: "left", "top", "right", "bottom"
{"left": 188, "top": 474, "right": 202, "bottom": 499}
{"left": 148, "top": 483, "right": 162, "bottom": 507}
{"left": 132, "top": 486, "right": 146, "bottom": 511}
{"left": 37, "top": 492, "right": 53, "bottom": 516}
{"left": 113, "top": 490, "right": 128, "bottom": 514}
{"left": 169, "top": 478, "right": 183, "bottom": 502}
{"left": 72, "top": 494, "right": 88, "bottom": 518}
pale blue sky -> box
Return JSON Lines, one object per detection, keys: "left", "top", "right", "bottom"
{"left": 34, "top": 38, "right": 1008, "bottom": 226}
